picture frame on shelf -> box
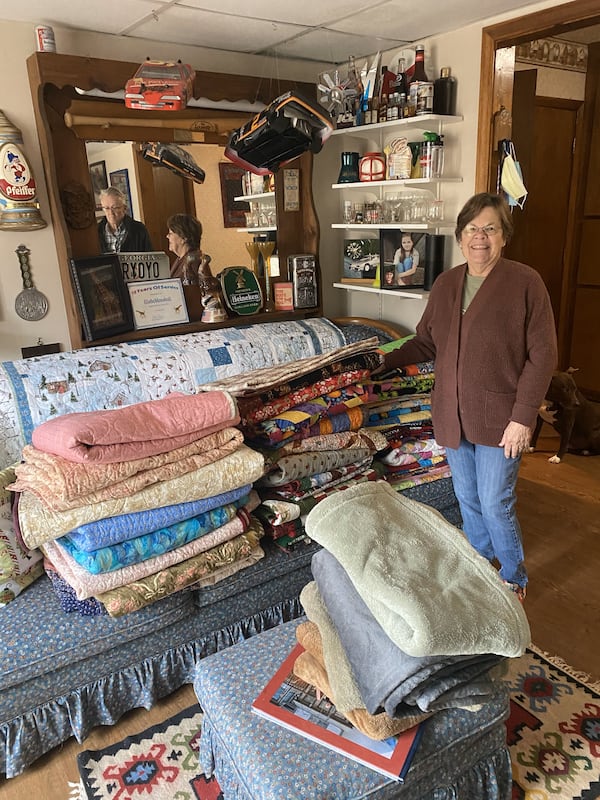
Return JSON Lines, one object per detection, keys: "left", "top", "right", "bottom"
{"left": 379, "top": 230, "right": 427, "bottom": 289}
{"left": 342, "top": 236, "right": 379, "bottom": 284}
{"left": 109, "top": 168, "right": 133, "bottom": 215}
{"left": 89, "top": 160, "right": 108, "bottom": 211}
{"left": 69, "top": 254, "right": 134, "bottom": 341}
{"left": 127, "top": 279, "right": 189, "bottom": 329}
{"left": 219, "top": 162, "right": 250, "bottom": 228}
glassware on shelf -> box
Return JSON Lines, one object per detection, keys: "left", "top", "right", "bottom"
{"left": 257, "top": 240, "right": 276, "bottom": 311}
{"left": 337, "top": 151, "right": 360, "bottom": 183}
{"left": 245, "top": 241, "right": 261, "bottom": 274}
{"left": 427, "top": 199, "right": 445, "bottom": 222}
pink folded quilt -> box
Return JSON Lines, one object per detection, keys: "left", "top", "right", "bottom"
{"left": 31, "top": 390, "right": 239, "bottom": 463}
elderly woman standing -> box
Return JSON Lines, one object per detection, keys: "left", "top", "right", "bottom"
{"left": 166, "top": 213, "right": 203, "bottom": 282}
{"left": 384, "top": 193, "right": 557, "bottom": 600}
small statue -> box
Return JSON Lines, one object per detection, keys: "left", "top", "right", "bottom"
{"left": 197, "top": 254, "right": 228, "bottom": 323}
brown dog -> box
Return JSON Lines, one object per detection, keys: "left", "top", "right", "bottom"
{"left": 529, "top": 368, "right": 600, "bottom": 463}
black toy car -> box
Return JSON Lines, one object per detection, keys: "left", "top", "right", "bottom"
{"left": 225, "top": 91, "right": 333, "bottom": 175}
{"left": 141, "top": 142, "right": 205, "bottom": 184}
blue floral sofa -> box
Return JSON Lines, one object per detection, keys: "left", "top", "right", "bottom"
{"left": 0, "top": 317, "right": 460, "bottom": 778}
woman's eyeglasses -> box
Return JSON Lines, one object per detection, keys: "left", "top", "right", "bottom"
{"left": 463, "top": 224, "right": 501, "bottom": 237}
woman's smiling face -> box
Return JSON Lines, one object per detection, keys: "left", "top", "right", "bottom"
{"left": 459, "top": 207, "right": 506, "bottom": 277}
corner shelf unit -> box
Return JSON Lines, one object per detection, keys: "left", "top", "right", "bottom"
{"left": 234, "top": 189, "right": 277, "bottom": 234}
{"left": 331, "top": 114, "right": 462, "bottom": 305}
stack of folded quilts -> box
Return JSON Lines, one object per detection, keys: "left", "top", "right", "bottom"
{"left": 360, "top": 362, "right": 452, "bottom": 490}
{"left": 297, "top": 481, "right": 530, "bottom": 739}
{"left": 230, "top": 342, "right": 389, "bottom": 551}
{"left": 9, "top": 391, "right": 265, "bottom": 617}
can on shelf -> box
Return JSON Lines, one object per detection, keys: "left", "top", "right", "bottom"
{"left": 409, "top": 81, "right": 434, "bottom": 116}
{"left": 35, "top": 25, "right": 56, "bottom": 52}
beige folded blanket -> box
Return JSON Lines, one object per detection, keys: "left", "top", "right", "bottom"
{"left": 10, "top": 428, "right": 244, "bottom": 511}
{"left": 294, "top": 621, "right": 428, "bottom": 740}
{"left": 304, "top": 481, "right": 530, "bottom": 658}
{"left": 18, "top": 444, "right": 264, "bottom": 548}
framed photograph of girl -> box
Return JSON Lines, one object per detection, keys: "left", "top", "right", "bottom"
{"left": 379, "top": 230, "right": 427, "bottom": 289}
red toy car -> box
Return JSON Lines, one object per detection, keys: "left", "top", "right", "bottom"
{"left": 124, "top": 59, "right": 195, "bottom": 111}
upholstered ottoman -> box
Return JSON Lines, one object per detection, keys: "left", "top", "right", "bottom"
{"left": 193, "top": 619, "right": 512, "bottom": 800}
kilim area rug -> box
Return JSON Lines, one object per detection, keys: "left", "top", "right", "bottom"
{"left": 70, "top": 646, "right": 600, "bottom": 800}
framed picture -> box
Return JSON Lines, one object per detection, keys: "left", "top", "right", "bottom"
{"left": 127, "top": 279, "right": 189, "bottom": 329}
{"left": 343, "top": 237, "right": 379, "bottom": 283}
{"left": 219, "top": 162, "right": 250, "bottom": 228}
{"left": 515, "top": 38, "right": 587, "bottom": 72}
{"left": 109, "top": 168, "right": 133, "bottom": 215}
{"left": 69, "top": 254, "right": 134, "bottom": 341}
{"left": 89, "top": 160, "right": 108, "bottom": 211}
{"left": 379, "top": 230, "right": 428, "bottom": 289}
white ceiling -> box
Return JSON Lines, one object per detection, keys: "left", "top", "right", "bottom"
{"left": 6, "top": 0, "right": 550, "bottom": 64}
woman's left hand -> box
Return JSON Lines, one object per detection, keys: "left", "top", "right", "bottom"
{"left": 499, "top": 421, "right": 531, "bottom": 459}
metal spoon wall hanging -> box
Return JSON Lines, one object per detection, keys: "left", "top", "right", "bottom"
{"left": 14, "top": 244, "right": 49, "bottom": 321}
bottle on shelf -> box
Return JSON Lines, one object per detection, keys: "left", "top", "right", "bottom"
{"left": 433, "top": 67, "right": 457, "bottom": 116}
{"left": 378, "top": 93, "right": 388, "bottom": 122}
{"left": 370, "top": 94, "right": 380, "bottom": 124}
{"left": 379, "top": 65, "right": 396, "bottom": 102}
{"left": 394, "top": 58, "right": 409, "bottom": 97}
{"left": 410, "top": 44, "right": 429, "bottom": 84}
{"left": 409, "top": 44, "right": 434, "bottom": 116}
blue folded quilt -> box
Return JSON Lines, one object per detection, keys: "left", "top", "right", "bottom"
{"left": 59, "top": 494, "right": 250, "bottom": 573}
{"left": 63, "top": 484, "right": 252, "bottom": 551}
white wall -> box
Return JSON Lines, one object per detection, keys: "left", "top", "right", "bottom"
{"left": 315, "top": 0, "right": 577, "bottom": 333}
{"left": 0, "top": 1, "right": 572, "bottom": 359}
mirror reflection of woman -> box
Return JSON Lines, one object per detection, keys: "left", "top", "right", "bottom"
{"left": 166, "top": 213, "right": 203, "bottom": 284}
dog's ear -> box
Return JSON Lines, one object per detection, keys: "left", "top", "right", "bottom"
{"left": 566, "top": 366, "right": 579, "bottom": 374}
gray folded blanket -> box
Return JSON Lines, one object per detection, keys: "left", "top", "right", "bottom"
{"left": 305, "top": 481, "right": 530, "bottom": 657}
{"left": 311, "top": 549, "right": 504, "bottom": 715}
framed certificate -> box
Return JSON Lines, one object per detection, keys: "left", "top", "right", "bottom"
{"left": 127, "top": 279, "right": 189, "bottom": 329}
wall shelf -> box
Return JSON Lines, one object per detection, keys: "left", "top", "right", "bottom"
{"left": 236, "top": 226, "right": 278, "bottom": 233}
{"left": 332, "top": 222, "right": 454, "bottom": 231}
{"left": 234, "top": 191, "right": 276, "bottom": 202}
{"left": 332, "top": 178, "right": 462, "bottom": 190}
{"left": 331, "top": 114, "right": 463, "bottom": 137}
{"left": 333, "top": 282, "right": 427, "bottom": 300}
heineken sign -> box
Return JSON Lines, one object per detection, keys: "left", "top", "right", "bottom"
{"left": 220, "top": 267, "right": 263, "bottom": 315}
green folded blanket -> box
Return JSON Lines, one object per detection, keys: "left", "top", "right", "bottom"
{"left": 305, "top": 480, "right": 530, "bottom": 658}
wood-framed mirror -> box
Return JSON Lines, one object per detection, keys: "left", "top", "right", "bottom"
{"left": 27, "top": 52, "right": 323, "bottom": 349}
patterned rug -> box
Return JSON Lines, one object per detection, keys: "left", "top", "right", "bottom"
{"left": 74, "top": 705, "right": 223, "bottom": 800}
{"left": 71, "top": 646, "right": 600, "bottom": 800}
{"left": 505, "top": 645, "right": 600, "bottom": 800}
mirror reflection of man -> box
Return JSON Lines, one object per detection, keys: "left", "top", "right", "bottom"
{"left": 98, "top": 187, "right": 153, "bottom": 253}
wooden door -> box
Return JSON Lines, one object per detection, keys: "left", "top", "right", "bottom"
{"left": 504, "top": 80, "right": 579, "bottom": 337}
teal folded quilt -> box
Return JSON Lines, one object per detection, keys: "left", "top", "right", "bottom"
{"left": 58, "top": 493, "right": 250, "bottom": 573}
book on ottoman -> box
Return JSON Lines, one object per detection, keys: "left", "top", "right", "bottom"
{"left": 252, "top": 642, "right": 423, "bottom": 781}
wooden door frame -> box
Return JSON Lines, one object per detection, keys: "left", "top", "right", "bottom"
{"left": 476, "top": 0, "right": 600, "bottom": 192}
{"left": 476, "top": 0, "right": 600, "bottom": 365}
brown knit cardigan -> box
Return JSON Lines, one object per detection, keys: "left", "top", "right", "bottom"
{"left": 385, "top": 258, "right": 557, "bottom": 449}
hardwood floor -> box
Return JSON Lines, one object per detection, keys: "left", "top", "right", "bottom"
{"left": 2, "top": 424, "right": 598, "bottom": 799}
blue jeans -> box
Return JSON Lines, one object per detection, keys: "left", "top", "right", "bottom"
{"left": 444, "top": 439, "right": 527, "bottom": 588}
